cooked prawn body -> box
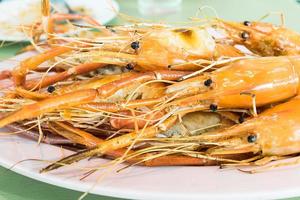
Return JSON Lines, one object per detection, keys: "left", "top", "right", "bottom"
{"left": 3, "top": 1, "right": 300, "bottom": 172}
{"left": 168, "top": 56, "right": 300, "bottom": 110}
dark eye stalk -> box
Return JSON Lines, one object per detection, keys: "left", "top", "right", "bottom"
{"left": 241, "top": 31, "right": 250, "bottom": 40}
{"left": 125, "top": 63, "right": 134, "bottom": 70}
{"left": 131, "top": 41, "right": 140, "bottom": 50}
{"left": 47, "top": 85, "right": 55, "bottom": 93}
{"left": 204, "top": 78, "right": 213, "bottom": 87}
{"left": 243, "top": 21, "right": 251, "bottom": 26}
{"left": 209, "top": 104, "right": 218, "bottom": 112}
{"left": 238, "top": 116, "right": 245, "bottom": 123}
{"left": 247, "top": 134, "right": 257, "bottom": 143}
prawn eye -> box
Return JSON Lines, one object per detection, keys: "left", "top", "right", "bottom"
{"left": 238, "top": 116, "right": 244, "bottom": 123}
{"left": 247, "top": 134, "right": 257, "bottom": 143}
{"left": 125, "top": 63, "right": 134, "bottom": 70}
{"left": 209, "top": 104, "right": 218, "bottom": 112}
{"left": 47, "top": 85, "right": 55, "bottom": 93}
{"left": 243, "top": 21, "right": 251, "bottom": 26}
{"left": 241, "top": 31, "right": 250, "bottom": 40}
{"left": 131, "top": 41, "right": 140, "bottom": 50}
{"left": 204, "top": 78, "right": 213, "bottom": 87}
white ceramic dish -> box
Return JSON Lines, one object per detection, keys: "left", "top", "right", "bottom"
{"left": 1, "top": 133, "right": 300, "bottom": 200}
{"left": 0, "top": 0, "right": 119, "bottom": 41}
{"left": 0, "top": 54, "right": 300, "bottom": 199}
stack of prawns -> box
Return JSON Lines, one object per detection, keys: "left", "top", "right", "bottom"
{"left": 1, "top": 0, "right": 300, "bottom": 173}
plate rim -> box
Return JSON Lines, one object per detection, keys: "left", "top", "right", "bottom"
{"left": 0, "top": 134, "right": 300, "bottom": 200}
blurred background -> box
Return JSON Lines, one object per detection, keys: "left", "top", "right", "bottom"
{"left": 115, "top": 0, "right": 300, "bottom": 31}
{"left": 0, "top": 0, "right": 300, "bottom": 200}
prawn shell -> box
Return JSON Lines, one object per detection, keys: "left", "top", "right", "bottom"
{"left": 137, "top": 28, "right": 215, "bottom": 70}
{"left": 214, "top": 57, "right": 299, "bottom": 107}
{"left": 214, "top": 19, "right": 300, "bottom": 56}
{"left": 255, "top": 97, "right": 300, "bottom": 156}
{"left": 210, "top": 96, "right": 300, "bottom": 156}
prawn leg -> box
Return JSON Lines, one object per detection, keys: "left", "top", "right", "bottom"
{"left": 78, "top": 97, "right": 165, "bottom": 112}
{"left": 97, "top": 70, "right": 190, "bottom": 98}
{"left": 48, "top": 13, "right": 101, "bottom": 34}
{"left": 41, "top": 115, "right": 178, "bottom": 172}
{"left": 51, "top": 122, "right": 218, "bottom": 167}
{"left": 12, "top": 46, "right": 72, "bottom": 86}
{"left": 15, "top": 87, "right": 51, "bottom": 100}
{"left": 0, "top": 71, "right": 188, "bottom": 127}
{"left": 0, "top": 89, "right": 97, "bottom": 128}
{"left": 24, "top": 63, "right": 105, "bottom": 89}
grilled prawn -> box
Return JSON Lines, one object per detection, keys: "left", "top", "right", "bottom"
{"left": 167, "top": 56, "right": 300, "bottom": 112}
{"left": 40, "top": 94, "right": 300, "bottom": 172}
{"left": 12, "top": 25, "right": 244, "bottom": 88}
{"left": 213, "top": 18, "right": 300, "bottom": 56}
{"left": 196, "top": 95, "right": 300, "bottom": 168}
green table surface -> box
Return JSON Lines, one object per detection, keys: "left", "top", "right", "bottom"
{"left": 0, "top": 0, "right": 300, "bottom": 199}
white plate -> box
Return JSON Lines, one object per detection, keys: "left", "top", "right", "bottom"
{"left": 1, "top": 55, "right": 300, "bottom": 200}
{"left": 0, "top": 0, "right": 119, "bottom": 41}
{"left": 2, "top": 131, "right": 300, "bottom": 200}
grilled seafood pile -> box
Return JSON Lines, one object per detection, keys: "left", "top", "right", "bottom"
{"left": 1, "top": 0, "right": 300, "bottom": 174}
